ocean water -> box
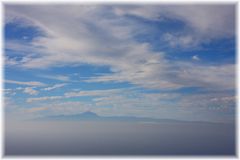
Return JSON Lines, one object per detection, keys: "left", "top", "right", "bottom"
{"left": 4, "top": 121, "right": 236, "bottom": 156}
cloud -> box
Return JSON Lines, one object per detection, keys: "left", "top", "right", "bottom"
{"left": 113, "top": 5, "right": 235, "bottom": 39}
{"left": 64, "top": 88, "right": 123, "bottom": 98}
{"left": 27, "top": 107, "right": 48, "bottom": 113}
{"left": 27, "top": 96, "right": 62, "bottom": 103}
{"left": 192, "top": 55, "right": 200, "bottom": 61}
{"left": 27, "top": 88, "right": 125, "bottom": 103}
{"left": 210, "top": 96, "right": 236, "bottom": 103}
{"left": 23, "top": 87, "right": 39, "bottom": 95}
{"left": 4, "top": 88, "right": 16, "bottom": 96}
{"left": 4, "top": 5, "right": 235, "bottom": 91}
{"left": 26, "top": 88, "right": 179, "bottom": 118}
{"left": 43, "top": 83, "right": 66, "bottom": 91}
{"left": 39, "top": 74, "right": 70, "bottom": 82}
{"left": 4, "top": 56, "right": 19, "bottom": 66}
{"left": 4, "top": 97, "right": 23, "bottom": 115}
{"left": 86, "top": 63, "right": 235, "bottom": 90}
{"left": 27, "top": 101, "right": 93, "bottom": 116}
{"left": 175, "top": 63, "right": 235, "bottom": 90}
{"left": 5, "top": 80, "right": 45, "bottom": 86}
{"left": 163, "top": 33, "right": 196, "bottom": 48}
{"left": 113, "top": 5, "right": 235, "bottom": 50}
{"left": 24, "top": 86, "right": 235, "bottom": 122}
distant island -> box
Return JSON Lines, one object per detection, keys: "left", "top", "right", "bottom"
{"left": 35, "top": 111, "right": 216, "bottom": 124}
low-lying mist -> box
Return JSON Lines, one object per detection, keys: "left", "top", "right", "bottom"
{"left": 4, "top": 120, "right": 235, "bottom": 156}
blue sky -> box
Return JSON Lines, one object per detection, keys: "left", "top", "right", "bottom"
{"left": 4, "top": 4, "right": 236, "bottom": 122}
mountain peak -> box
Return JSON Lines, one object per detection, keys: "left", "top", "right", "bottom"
{"left": 80, "top": 111, "right": 98, "bottom": 117}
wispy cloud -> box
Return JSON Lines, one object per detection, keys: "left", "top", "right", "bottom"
{"left": 27, "top": 88, "right": 124, "bottom": 103}
{"left": 5, "top": 5, "right": 235, "bottom": 91}
{"left": 4, "top": 88, "right": 16, "bottom": 96}
{"left": 23, "top": 87, "right": 39, "bottom": 95}
{"left": 5, "top": 80, "right": 45, "bottom": 86}
{"left": 64, "top": 88, "right": 123, "bottom": 98}
{"left": 39, "top": 74, "right": 70, "bottom": 82}
{"left": 86, "top": 63, "right": 235, "bottom": 90}
{"left": 27, "top": 106, "right": 48, "bottom": 113}
{"left": 27, "top": 96, "right": 62, "bottom": 103}
{"left": 43, "top": 83, "right": 66, "bottom": 91}
{"left": 113, "top": 5, "right": 235, "bottom": 40}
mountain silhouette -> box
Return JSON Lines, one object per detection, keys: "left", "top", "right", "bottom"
{"left": 36, "top": 111, "right": 196, "bottom": 123}
{"left": 78, "top": 111, "right": 99, "bottom": 117}
{"left": 41, "top": 111, "right": 100, "bottom": 121}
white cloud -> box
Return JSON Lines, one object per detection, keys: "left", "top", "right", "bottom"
{"left": 113, "top": 5, "right": 235, "bottom": 39}
{"left": 64, "top": 88, "right": 123, "bottom": 98}
{"left": 192, "top": 55, "right": 200, "bottom": 61}
{"left": 168, "top": 5, "right": 235, "bottom": 38}
{"left": 4, "top": 5, "right": 235, "bottom": 91}
{"left": 26, "top": 87, "right": 136, "bottom": 105}
{"left": 27, "top": 88, "right": 125, "bottom": 103}
{"left": 27, "top": 96, "right": 62, "bottom": 103}
{"left": 5, "top": 79, "right": 45, "bottom": 86}
{"left": 23, "top": 87, "right": 39, "bottom": 95}
{"left": 86, "top": 63, "right": 235, "bottom": 90}
{"left": 43, "top": 83, "right": 66, "bottom": 91}
{"left": 27, "top": 106, "right": 48, "bottom": 113}
{"left": 39, "top": 74, "right": 70, "bottom": 82}
{"left": 113, "top": 5, "right": 235, "bottom": 50}
{"left": 5, "top": 56, "right": 19, "bottom": 66}
{"left": 4, "top": 88, "right": 16, "bottom": 96}
{"left": 163, "top": 33, "right": 197, "bottom": 48}
{"left": 210, "top": 96, "right": 235, "bottom": 102}
{"left": 28, "top": 101, "right": 93, "bottom": 116}
{"left": 175, "top": 63, "right": 235, "bottom": 90}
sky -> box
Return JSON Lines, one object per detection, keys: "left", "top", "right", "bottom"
{"left": 4, "top": 4, "right": 236, "bottom": 123}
